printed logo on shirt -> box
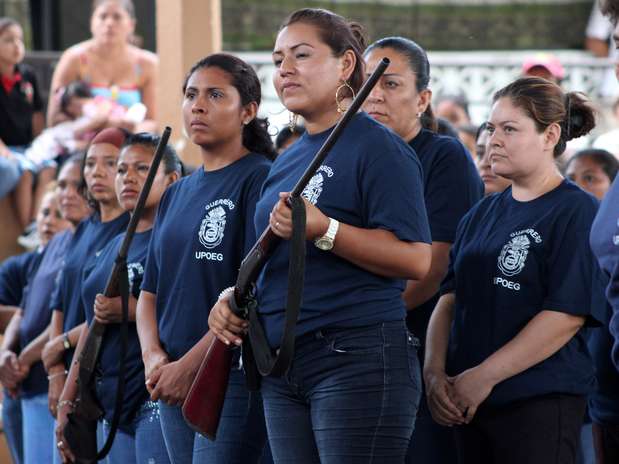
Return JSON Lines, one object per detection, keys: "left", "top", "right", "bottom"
{"left": 301, "top": 165, "right": 334, "bottom": 205}
{"left": 196, "top": 198, "right": 236, "bottom": 261}
{"left": 497, "top": 229, "right": 542, "bottom": 278}
{"left": 127, "top": 262, "right": 144, "bottom": 295}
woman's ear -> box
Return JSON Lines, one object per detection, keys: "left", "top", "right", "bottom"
{"left": 166, "top": 171, "right": 180, "bottom": 186}
{"left": 340, "top": 49, "right": 357, "bottom": 83}
{"left": 241, "top": 101, "right": 258, "bottom": 126}
{"left": 417, "top": 88, "right": 432, "bottom": 114}
{"left": 544, "top": 122, "right": 562, "bottom": 152}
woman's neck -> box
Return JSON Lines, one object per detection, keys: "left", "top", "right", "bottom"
{"left": 201, "top": 137, "right": 248, "bottom": 172}
{"left": 99, "top": 201, "right": 124, "bottom": 222}
{"left": 303, "top": 98, "right": 352, "bottom": 134}
{"left": 135, "top": 206, "right": 155, "bottom": 233}
{"left": 404, "top": 123, "right": 423, "bottom": 144}
{"left": 511, "top": 162, "right": 563, "bottom": 202}
{"left": 0, "top": 61, "right": 16, "bottom": 77}
{"left": 89, "top": 38, "right": 129, "bottom": 57}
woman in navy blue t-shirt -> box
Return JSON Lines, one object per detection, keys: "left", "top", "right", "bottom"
{"left": 424, "top": 77, "right": 602, "bottom": 464}
{"left": 363, "top": 37, "right": 483, "bottom": 464}
{"left": 55, "top": 133, "right": 181, "bottom": 464}
{"left": 209, "top": 9, "right": 432, "bottom": 463}
{"left": 137, "top": 54, "right": 275, "bottom": 463}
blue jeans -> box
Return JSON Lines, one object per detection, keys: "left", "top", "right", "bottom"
{"left": 97, "top": 400, "right": 170, "bottom": 463}
{"left": 158, "top": 368, "right": 268, "bottom": 463}
{"left": 261, "top": 320, "right": 421, "bottom": 464}
{"left": 21, "top": 393, "right": 55, "bottom": 464}
{"left": 2, "top": 391, "right": 23, "bottom": 464}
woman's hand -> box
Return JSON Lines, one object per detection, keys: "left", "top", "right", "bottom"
{"left": 47, "top": 367, "right": 67, "bottom": 418}
{"left": 148, "top": 356, "right": 200, "bottom": 406}
{"left": 208, "top": 294, "right": 248, "bottom": 346}
{"left": 424, "top": 368, "right": 466, "bottom": 427}
{"left": 0, "top": 350, "right": 27, "bottom": 391}
{"left": 142, "top": 348, "right": 169, "bottom": 394}
{"left": 449, "top": 365, "right": 496, "bottom": 423}
{"left": 270, "top": 192, "right": 329, "bottom": 241}
{"left": 42, "top": 336, "right": 66, "bottom": 371}
{"left": 93, "top": 294, "right": 122, "bottom": 324}
{"left": 55, "top": 400, "right": 75, "bottom": 463}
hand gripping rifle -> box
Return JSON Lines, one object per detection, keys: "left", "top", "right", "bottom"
{"left": 182, "top": 59, "right": 391, "bottom": 439}
{"left": 63, "top": 127, "right": 172, "bottom": 463}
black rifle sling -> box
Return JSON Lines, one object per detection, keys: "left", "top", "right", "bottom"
{"left": 247, "top": 195, "right": 306, "bottom": 377}
{"left": 96, "top": 257, "right": 129, "bottom": 459}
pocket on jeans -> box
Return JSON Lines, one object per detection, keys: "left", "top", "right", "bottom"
{"left": 327, "top": 326, "right": 384, "bottom": 355}
{"left": 406, "top": 332, "right": 422, "bottom": 388}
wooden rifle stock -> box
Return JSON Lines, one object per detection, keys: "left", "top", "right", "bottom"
{"left": 182, "top": 58, "right": 391, "bottom": 439}
{"left": 65, "top": 127, "right": 172, "bottom": 461}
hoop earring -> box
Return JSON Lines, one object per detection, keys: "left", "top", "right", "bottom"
{"left": 289, "top": 112, "right": 299, "bottom": 132}
{"left": 335, "top": 81, "right": 355, "bottom": 114}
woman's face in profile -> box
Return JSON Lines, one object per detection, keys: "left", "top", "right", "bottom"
{"left": 90, "top": 1, "right": 135, "bottom": 46}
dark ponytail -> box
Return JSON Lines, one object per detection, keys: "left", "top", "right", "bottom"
{"left": 183, "top": 53, "right": 276, "bottom": 160}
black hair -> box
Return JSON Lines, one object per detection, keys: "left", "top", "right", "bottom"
{"left": 475, "top": 121, "right": 488, "bottom": 142}
{"left": 565, "top": 148, "right": 618, "bottom": 182}
{"left": 365, "top": 37, "right": 437, "bottom": 132}
{"left": 494, "top": 77, "right": 596, "bottom": 157}
{"left": 60, "top": 81, "right": 92, "bottom": 117}
{"left": 275, "top": 125, "right": 305, "bottom": 151}
{"left": 121, "top": 132, "right": 183, "bottom": 176}
{"left": 601, "top": 0, "right": 619, "bottom": 24}
{"left": 281, "top": 9, "right": 367, "bottom": 96}
{"left": 183, "top": 53, "right": 277, "bottom": 160}
{"left": 433, "top": 117, "right": 459, "bottom": 139}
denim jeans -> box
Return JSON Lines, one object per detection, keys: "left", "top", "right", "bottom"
{"left": 97, "top": 400, "right": 170, "bottom": 463}
{"left": 21, "top": 393, "right": 55, "bottom": 464}
{"left": 261, "top": 320, "right": 422, "bottom": 464}
{"left": 158, "top": 367, "right": 268, "bottom": 463}
{"left": 2, "top": 391, "right": 23, "bottom": 464}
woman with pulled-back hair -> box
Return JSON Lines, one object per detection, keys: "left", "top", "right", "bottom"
{"left": 424, "top": 77, "right": 604, "bottom": 464}
{"left": 363, "top": 37, "right": 483, "bottom": 464}
{"left": 209, "top": 8, "right": 432, "bottom": 463}
{"left": 136, "top": 53, "right": 273, "bottom": 463}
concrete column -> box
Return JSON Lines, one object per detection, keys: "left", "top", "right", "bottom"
{"left": 156, "top": 0, "right": 222, "bottom": 166}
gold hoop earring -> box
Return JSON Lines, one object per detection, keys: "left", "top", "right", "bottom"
{"left": 335, "top": 81, "right": 355, "bottom": 114}
{"left": 288, "top": 112, "right": 299, "bottom": 132}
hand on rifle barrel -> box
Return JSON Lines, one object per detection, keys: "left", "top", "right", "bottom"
{"left": 94, "top": 293, "right": 124, "bottom": 324}
{"left": 208, "top": 294, "right": 248, "bottom": 346}
{"left": 55, "top": 400, "right": 75, "bottom": 463}
{"left": 270, "top": 192, "right": 329, "bottom": 240}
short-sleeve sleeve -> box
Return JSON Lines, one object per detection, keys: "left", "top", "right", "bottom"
{"left": 0, "top": 252, "right": 36, "bottom": 306}
{"left": 361, "top": 137, "right": 431, "bottom": 244}
{"left": 543, "top": 199, "right": 605, "bottom": 325}
{"left": 424, "top": 140, "right": 483, "bottom": 243}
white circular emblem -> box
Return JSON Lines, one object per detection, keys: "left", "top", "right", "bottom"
{"left": 497, "top": 234, "right": 531, "bottom": 277}
{"left": 199, "top": 205, "right": 227, "bottom": 249}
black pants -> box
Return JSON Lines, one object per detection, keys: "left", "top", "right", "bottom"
{"left": 593, "top": 422, "right": 619, "bottom": 464}
{"left": 454, "top": 394, "right": 586, "bottom": 464}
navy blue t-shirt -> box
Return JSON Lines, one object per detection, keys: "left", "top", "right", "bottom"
{"left": 142, "top": 153, "right": 271, "bottom": 361}
{"left": 255, "top": 112, "right": 431, "bottom": 347}
{"left": 590, "top": 175, "right": 619, "bottom": 370}
{"left": 0, "top": 250, "right": 40, "bottom": 307}
{"left": 82, "top": 230, "right": 151, "bottom": 427}
{"left": 19, "top": 230, "right": 73, "bottom": 397}
{"left": 442, "top": 180, "right": 604, "bottom": 406}
{"left": 51, "top": 212, "right": 130, "bottom": 365}
{"left": 406, "top": 129, "right": 483, "bottom": 343}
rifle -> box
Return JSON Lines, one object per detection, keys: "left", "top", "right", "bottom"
{"left": 63, "top": 127, "right": 172, "bottom": 463}
{"left": 182, "top": 58, "right": 391, "bottom": 439}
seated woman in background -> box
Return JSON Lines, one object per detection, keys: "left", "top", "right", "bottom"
{"left": 46, "top": 0, "right": 157, "bottom": 133}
